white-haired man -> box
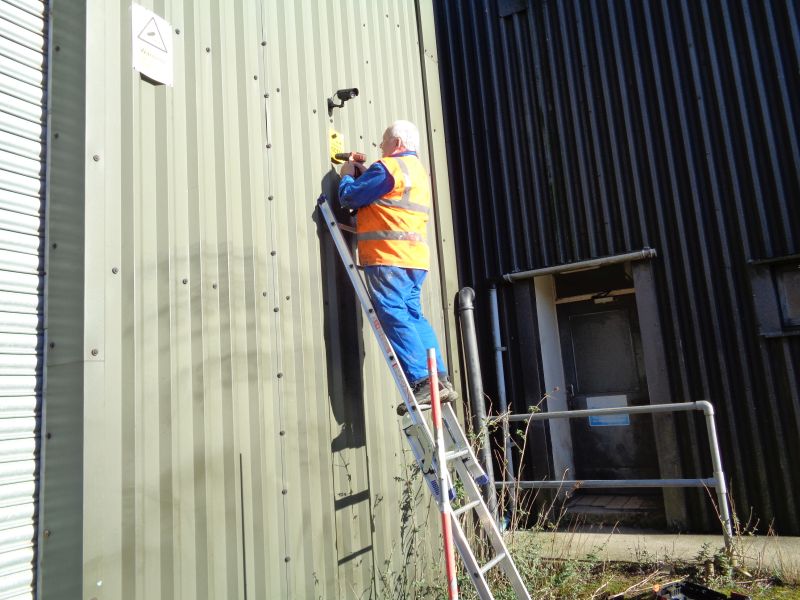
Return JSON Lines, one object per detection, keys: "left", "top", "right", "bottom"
{"left": 338, "top": 120, "right": 456, "bottom": 411}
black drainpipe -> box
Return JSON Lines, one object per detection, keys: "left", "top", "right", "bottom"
{"left": 457, "top": 287, "right": 498, "bottom": 520}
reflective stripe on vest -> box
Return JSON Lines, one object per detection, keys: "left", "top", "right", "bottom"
{"left": 373, "top": 158, "right": 430, "bottom": 214}
{"left": 357, "top": 230, "right": 424, "bottom": 242}
{"left": 356, "top": 155, "right": 431, "bottom": 269}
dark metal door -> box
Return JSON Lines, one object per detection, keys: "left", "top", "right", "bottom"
{"left": 557, "top": 295, "right": 659, "bottom": 481}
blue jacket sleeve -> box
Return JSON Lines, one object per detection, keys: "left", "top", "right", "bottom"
{"left": 338, "top": 162, "right": 395, "bottom": 209}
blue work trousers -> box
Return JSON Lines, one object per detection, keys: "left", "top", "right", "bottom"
{"left": 364, "top": 266, "right": 447, "bottom": 385}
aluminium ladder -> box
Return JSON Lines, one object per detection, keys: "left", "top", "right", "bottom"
{"left": 317, "top": 194, "right": 531, "bottom": 600}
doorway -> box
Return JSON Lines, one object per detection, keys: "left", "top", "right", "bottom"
{"left": 534, "top": 259, "right": 683, "bottom": 527}
{"left": 556, "top": 295, "right": 659, "bottom": 481}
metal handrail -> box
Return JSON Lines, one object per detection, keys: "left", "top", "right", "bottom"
{"left": 490, "top": 401, "right": 733, "bottom": 548}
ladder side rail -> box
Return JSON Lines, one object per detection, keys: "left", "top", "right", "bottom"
{"left": 442, "top": 405, "right": 488, "bottom": 485}
{"left": 452, "top": 459, "right": 531, "bottom": 600}
{"left": 450, "top": 511, "right": 495, "bottom": 600}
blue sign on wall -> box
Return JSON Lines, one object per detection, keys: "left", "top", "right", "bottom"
{"left": 587, "top": 395, "right": 630, "bottom": 427}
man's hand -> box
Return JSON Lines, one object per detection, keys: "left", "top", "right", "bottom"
{"left": 339, "top": 158, "right": 367, "bottom": 179}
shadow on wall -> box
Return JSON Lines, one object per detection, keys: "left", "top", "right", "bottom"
{"left": 316, "top": 169, "right": 378, "bottom": 592}
{"left": 316, "top": 167, "right": 367, "bottom": 452}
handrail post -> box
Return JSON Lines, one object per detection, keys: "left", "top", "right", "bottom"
{"left": 697, "top": 401, "right": 733, "bottom": 549}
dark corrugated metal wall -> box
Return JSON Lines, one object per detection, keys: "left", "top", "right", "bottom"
{"left": 433, "top": 0, "right": 800, "bottom": 533}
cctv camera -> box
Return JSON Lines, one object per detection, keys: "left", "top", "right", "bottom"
{"left": 335, "top": 88, "right": 359, "bottom": 101}
{"left": 328, "top": 87, "right": 360, "bottom": 115}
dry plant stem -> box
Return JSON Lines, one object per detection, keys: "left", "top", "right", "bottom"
{"left": 588, "top": 581, "right": 608, "bottom": 599}
{"left": 609, "top": 570, "right": 668, "bottom": 599}
{"left": 509, "top": 402, "right": 535, "bottom": 534}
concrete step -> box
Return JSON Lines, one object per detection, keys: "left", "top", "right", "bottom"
{"left": 564, "top": 493, "right": 666, "bottom": 529}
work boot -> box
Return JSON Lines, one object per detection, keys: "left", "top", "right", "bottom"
{"left": 439, "top": 377, "right": 459, "bottom": 402}
{"left": 396, "top": 379, "right": 456, "bottom": 415}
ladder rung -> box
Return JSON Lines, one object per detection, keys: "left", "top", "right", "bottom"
{"left": 445, "top": 448, "right": 470, "bottom": 461}
{"left": 453, "top": 499, "right": 481, "bottom": 517}
{"left": 480, "top": 552, "right": 507, "bottom": 575}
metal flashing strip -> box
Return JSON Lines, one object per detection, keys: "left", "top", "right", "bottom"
{"left": 747, "top": 253, "right": 800, "bottom": 266}
{"left": 502, "top": 248, "right": 657, "bottom": 283}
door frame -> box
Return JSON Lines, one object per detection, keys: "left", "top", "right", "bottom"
{"left": 533, "top": 259, "right": 688, "bottom": 528}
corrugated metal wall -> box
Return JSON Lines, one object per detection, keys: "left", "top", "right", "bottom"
{"left": 42, "top": 0, "right": 459, "bottom": 598}
{"left": 433, "top": 0, "right": 800, "bottom": 533}
{"left": 0, "top": 0, "right": 45, "bottom": 598}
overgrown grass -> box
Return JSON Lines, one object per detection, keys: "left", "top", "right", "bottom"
{"left": 421, "top": 522, "right": 800, "bottom": 599}
{"left": 418, "top": 400, "right": 800, "bottom": 599}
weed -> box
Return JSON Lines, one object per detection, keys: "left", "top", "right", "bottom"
{"left": 420, "top": 392, "right": 799, "bottom": 599}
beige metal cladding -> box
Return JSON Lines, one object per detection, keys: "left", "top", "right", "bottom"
{"left": 0, "top": 0, "right": 46, "bottom": 598}
{"left": 43, "top": 0, "right": 459, "bottom": 599}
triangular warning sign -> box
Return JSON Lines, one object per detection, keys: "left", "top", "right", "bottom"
{"left": 138, "top": 17, "right": 167, "bottom": 52}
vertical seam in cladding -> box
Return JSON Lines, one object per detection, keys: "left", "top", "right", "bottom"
{"left": 233, "top": 0, "right": 268, "bottom": 594}
{"left": 740, "top": 2, "right": 793, "bottom": 252}
{"left": 589, "top": 1, "right": 632, "bottom": 251}
{"left": 155, "top": 78, "right": 176, "bottom": 600}
{"left": 472, "top": 0, "right": 506, "bottom": 276}
{"left": 526, "top": 5, "right": 563, "bottom": 264}
{"left": 638, "top": 2, "right": 702, "bottom": 395}
{"left": 440, "top": 3, "right": 480, "bottom": 284}
{"left": 542, "top": 2, "right": 581, "bottom": 260}
{"left": 699, "top": 1, "right": 751, "bottom": 257}
{"left": 763, "top": 2, "right": 800, "bottom": 229}
{"left": 555, "top": 0, "right": 597, "bottom": 258}
{"left": 154, "top": 5, "right": 175, "bottom": 591}
{"left": 261, "top": 1, "right": 290, "bottom": 594}
{"left": 630, "top": 0, "right": 704, "bottom": 515}
{"left": 209, "top": 1, "right": 240, "bottom": 596}
{"left": 643, "top": 3, "right": 710, "bottom": 520}
{"left": 574, "top": 0, "right": 615, "bottom": 256}
{"left": 698, "top": 0, "right": 766, "bottom": 513}
{"left": 461, "top": 2, "right": 497, "bottom": 278}
{"left": 482, "top": 0, "right": 519, "bottom": 272}
{"left": 119, "top": 0, "right": 137, "bottom": 595}
{"left": 184, "top": 0, "right": 210, "bottom": 596}
{"left": 253, "top": 2, "right": 279, "bottom": 595}
{"left": 607, "top": 1, "right": 650, "bottom": 246}
{"left": 414, "top": 0, "right": 453, "bottom": 370}
{"left": 505, "top": 16, "right": 538, "bottom": 267}
{"left": 288, "top": 1, "right": 315, "bottom": 589}
{"left": 233, "top": 0, "right": 251, "bottom": 594}
{"left": 720, "top": 2, "right": 772, "bottom": 257}
{"left": 306, "top": 10, "right": 338, "bottom": 590}
{"left": 678, "top": 0, "right": 774, "bottom": 516}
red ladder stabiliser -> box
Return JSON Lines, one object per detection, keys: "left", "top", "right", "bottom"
{"left": 429, "top": 349, "right": 459, "bottom": 600}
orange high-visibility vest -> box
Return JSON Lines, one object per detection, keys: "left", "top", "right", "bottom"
{"left": 356, "top": 155, "right": 432, "bottom": 269}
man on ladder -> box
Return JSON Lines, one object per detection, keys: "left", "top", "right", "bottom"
{"left": 320, "top": 120, "right": 532, "bottom": 600}
{"left": 337, "top": 119, "right": 457, "bottom": 411}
